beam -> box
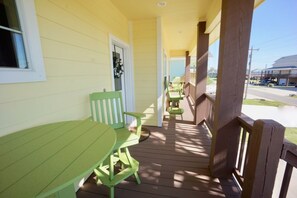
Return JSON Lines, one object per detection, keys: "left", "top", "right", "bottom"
{"left": 209, "top": 0, "right": 255, "bottom": 177}
{"left": 194, "top": 21, "right": 209, "bottom": 125}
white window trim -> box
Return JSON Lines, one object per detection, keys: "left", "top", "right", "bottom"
{"left": 0, "top": 0, "right": 46, "bottom": 84}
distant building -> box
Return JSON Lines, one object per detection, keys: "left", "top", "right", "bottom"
{"left": 250, "top": 68, "right": 262, "bottom": 80}
{"left": 263, "top": 55, "right": 297, "bottom": 86}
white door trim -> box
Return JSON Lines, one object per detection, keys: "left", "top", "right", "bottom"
{"left": 109, "top": 34, "right": 135, "bottom": 115}
{"left": 157, "top": 17, "right": 163, "bottom": 127}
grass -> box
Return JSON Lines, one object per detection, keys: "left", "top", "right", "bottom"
{"left": 285, "top": 128, "right": 297, "bottom": 144}
{"left": 207, "top": 77, "right": 216, "bottom": 85}
{"left": 243, "top": 99, "right": 285, "bottom": 107}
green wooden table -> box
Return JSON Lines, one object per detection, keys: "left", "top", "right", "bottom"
{"left": 0, "top": 119, "right": 116, "bottom": 198}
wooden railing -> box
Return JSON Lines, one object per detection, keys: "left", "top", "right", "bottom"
{"left": 188, "top": 82, "right": 195, "bottom": 101}
{"left": 187, "top": 82, "right": 296, "bottom": 197}
{"left": 204, "top": 93, "right": 215, "bottom": 134}
{"left": 188, "top": 83, "right": 215, "bottom": 133}
{"left": 234, "top": 115, "right": 254, "bottom": 188}
{"left": 279, "top": 139, "right": 297, "bottom": 197}
{"left": 234, "top": 115, "right": 297, "bottom": 198}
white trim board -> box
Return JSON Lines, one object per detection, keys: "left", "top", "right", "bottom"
{"left": 109, "top": 34, "right": 135, "bottom": 122}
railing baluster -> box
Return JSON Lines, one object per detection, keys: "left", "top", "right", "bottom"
{"left": 242, "top": 132, "right": 251, "bottom": 177}
{"left": 279, "top": 163, "right": 293, "bottom": 198}
{"left": 238, "top": 128, "right": 247, "bottom": 173}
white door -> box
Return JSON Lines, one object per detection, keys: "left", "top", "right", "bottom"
{"left": 110, "top": 35, "right": 135, "bottom": 125}
{"left": 112, "top": 45, "right": 125, "bottom": 91}
{"left": 112, "top": 44, "right": 127, "bottom": 110}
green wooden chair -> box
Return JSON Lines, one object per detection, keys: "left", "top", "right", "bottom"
{"left": 89, "top": 91, "right": 145, "bottom": 198}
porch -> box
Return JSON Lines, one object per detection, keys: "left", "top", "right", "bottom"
{"left": 1, "top": 0, "right": 296, "bottom": 197}
{"left": 77, "top": 97, "right": 241, "bottom": 197}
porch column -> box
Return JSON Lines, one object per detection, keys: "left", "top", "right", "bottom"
{"left": 209, "top": 0, "right": 255, "bottom": 177}
{"left": 194, "top": 21, "right": 209, "bottom": 125}
{"left": 184, "top": 51, "right": 191, "bottom": 96}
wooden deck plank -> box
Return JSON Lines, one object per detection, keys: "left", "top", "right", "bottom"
{"left": 77, "top": 97, "right": 241, "bottom": 198}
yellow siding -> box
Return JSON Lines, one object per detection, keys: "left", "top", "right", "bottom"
{"left": 132, "top": 19, "right": 158, "bottom": 126}
{"left": 0, "top": 0, "right": 129, "bottom": 136}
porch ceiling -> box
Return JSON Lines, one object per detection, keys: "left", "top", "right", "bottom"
{"left": 110, "top": 0, "right": 265, "bottom": 56}
{"left": 110, "top": 0, "right": 215, "bottom": 54}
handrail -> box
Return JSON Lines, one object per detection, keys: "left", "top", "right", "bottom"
{"left": 204, "top": 93, "right": 215, "bottom": 103}
{"left": 281, "top": 139, "right": 297, "bottom": 160}
{"left": 237, "top": 114, "right": 254, "bottom": 133}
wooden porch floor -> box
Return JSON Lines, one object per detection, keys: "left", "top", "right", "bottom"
{"left": 77, "top": 97, "right": 241, "bottom": 198}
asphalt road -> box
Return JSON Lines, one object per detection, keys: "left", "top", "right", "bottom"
{"left": 247, "top": 86, "right": 297, "bottom": 106}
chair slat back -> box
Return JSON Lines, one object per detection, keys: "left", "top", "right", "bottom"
{"left": 90, "top": 91, "right": 125, "bottom": 129}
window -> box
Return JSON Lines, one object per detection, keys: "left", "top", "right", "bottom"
{"left": 0, "top": 0, "right": 45, "bottom": 84}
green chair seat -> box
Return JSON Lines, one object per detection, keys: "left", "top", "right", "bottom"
{"left": 168, "top": 107, "right": 184, "bottom": 120}
{"left": 114, "top": 128, "right": 139, "bottom": 149}
{"left": 168, "top": 107, "right": 184, "bottom": 115}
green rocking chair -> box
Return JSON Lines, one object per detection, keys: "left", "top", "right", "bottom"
{"left": 89, "top": 91, "right": 145, "bottom": 198}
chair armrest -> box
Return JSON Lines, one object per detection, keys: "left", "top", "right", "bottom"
{"left": 124, "top": 112, "right": 145, "bottom": 137}
{"left": 124, "top": 112, "right": 145, "bottom": 118}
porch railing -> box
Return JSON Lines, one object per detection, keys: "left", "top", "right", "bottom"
{"left": 235, "top": 115, "right": 297, "bottom": 198}
{"left": 279, "top": 139, "right": 297, "bottom": 197}
{"left": 234, "top": 115, "right": 254, "bottom": 188}
{"left": 204, "top": 93, "right": 215, "bottom": 134}
{"left": 187, "top": 83, "right": 296, "bottom": 197}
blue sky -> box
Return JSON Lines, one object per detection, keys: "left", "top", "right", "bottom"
{"left": 208, "top": 0, "right": 297, "bottom": 70}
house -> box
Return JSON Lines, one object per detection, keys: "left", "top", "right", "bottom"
{"left": 263, "top": 54, "right": 297, "bottom": 85}
{"left": 0, "top": 0, "right": 296, "bottom": 197}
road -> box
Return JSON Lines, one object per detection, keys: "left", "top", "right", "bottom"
{"left": 247, "top": 86, "right": 297, "bottom": 106}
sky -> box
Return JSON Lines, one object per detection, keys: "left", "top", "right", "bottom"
{"left": 208, "top": 0, "right": 297, "bottom": 70}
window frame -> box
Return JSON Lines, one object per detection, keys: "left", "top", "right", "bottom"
{"left": 0, "top": 0, "right": 46, "bottom": 84}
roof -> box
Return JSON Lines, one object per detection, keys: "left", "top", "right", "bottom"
{"left": 273, "top": 54, "right": 297, "bottom": 68}
{"left": 266, "top": 66, "right": 297, "bottom": 71}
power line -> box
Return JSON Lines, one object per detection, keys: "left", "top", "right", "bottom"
{"left": 253, "top": 31, "right": 297, "bottom": 47}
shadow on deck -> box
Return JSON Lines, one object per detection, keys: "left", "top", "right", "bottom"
{"left": 77, "top": 97, "right": 241, "bottom": 198}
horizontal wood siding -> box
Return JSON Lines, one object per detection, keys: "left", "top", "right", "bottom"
{"left": 0, "top": 0, "right": 129, "bottom": 136}
{"left": 133, "top": 19, "right": 158, "bottom": 126}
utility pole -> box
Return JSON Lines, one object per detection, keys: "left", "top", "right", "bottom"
{"left": 244, "top": 46, "right": 259, "bottom": 99}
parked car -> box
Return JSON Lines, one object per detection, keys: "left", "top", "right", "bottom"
{"left": 257, "top": 80, "right": 277, "bottom": 86}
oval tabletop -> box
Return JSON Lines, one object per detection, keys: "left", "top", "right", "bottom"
{"left": 0, "top": 119, "right": 116, "bottom": 198}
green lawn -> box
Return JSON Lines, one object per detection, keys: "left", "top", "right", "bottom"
{"left": 207, "top": 77, "right": 216, "bottom": 85}
{"left": 285, "top": 128, "right": 297, "bottom": 144}
{"left": 243, "top": 99, "right": 285, "bottom": 107}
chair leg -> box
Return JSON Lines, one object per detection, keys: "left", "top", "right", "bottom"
{"left": 124, "top": 148, "right": 141, "bottom": 184}
{"left": 109, "top": 154, "right": 114, "bottom": 198}
{"left": 109, "top": 187, "right": 114, "bottom": 198}
{"left": 94, "top": 148, "right": 140, "bottom": 198}
{"left": 134, "top": 171, "right": 141, "bottom": 184}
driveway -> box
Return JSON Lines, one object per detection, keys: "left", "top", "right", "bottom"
{"left": 247, "top": 86, "right": 297, "bottom": 106}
